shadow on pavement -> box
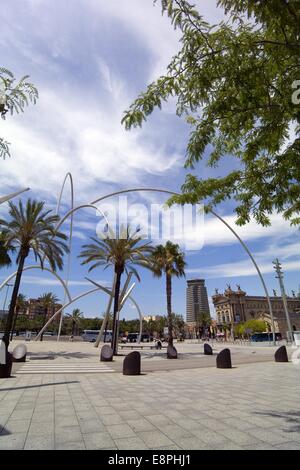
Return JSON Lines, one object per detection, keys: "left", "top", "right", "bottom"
{"left": 0, "top": 380, "right": 79, "bottom": 392}
{"left": 254, "top": 410, "right": 300, "bottom": 433}
{"left": 28, "top": 351, "right": 95, "bottom": 360}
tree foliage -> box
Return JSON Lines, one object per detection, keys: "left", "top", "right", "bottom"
{"left": 122, "top": 0, "right": 300, "bottom": 226}
{"left": 0, "top": 67, "right": 38, "bottom": 159}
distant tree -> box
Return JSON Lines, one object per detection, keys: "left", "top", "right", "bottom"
{"left": 15, "top": 314, "right": 30, "bottom": 333}
{"left": 0, "top": 67, "right": 38, "bottom": 159}
{"left": 10, "top": 293, "right": 27, "bottom": 340}
{"left": 0, "top": 233, "right": 14, "bottom": 268}
{"left": 151, "top": 241, "right": 186, "bottom": 347}
{"left": 242, "top": 319, "right": 267, "bottom": 336}
{"left": 65, "top": 308, "right": 83, "bottom": 336}
{"left": 195, "top": 310, "right": 211, "bottom": 338}
{"left": 38, "top": 292, "right": 59, "bottom": 342}
{"left": 172, "top": 313, "right": 185, "bottom": 337}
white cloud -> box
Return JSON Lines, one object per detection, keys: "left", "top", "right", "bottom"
{"left": 187, "top": 239, "right": 300, "bottom": 279}
{"left": 0, "top": 85, "right": 182, "bottom": 203}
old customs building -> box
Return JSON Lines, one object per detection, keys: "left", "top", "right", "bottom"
{"left": 212, "top": 284, "right": 300, "bottom": 337}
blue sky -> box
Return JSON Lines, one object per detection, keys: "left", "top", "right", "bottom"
{"left": 0, "top": 0, "right": 299, "bottom": 320}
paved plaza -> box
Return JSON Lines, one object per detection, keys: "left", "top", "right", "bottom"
{"left": 0, "top": 340, "right": 300, "bottom": 450}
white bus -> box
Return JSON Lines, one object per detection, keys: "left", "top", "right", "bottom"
{"left": 81, "top": 330, "right": 112, "bottom": 343}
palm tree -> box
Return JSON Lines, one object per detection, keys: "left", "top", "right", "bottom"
{"left": 38, "top": 292, "right": 59, "bottom": 342}
{"left": 0, "top": 199, "right": 68, "bottom": 349}
{"left": 65, "top": 308, "right": 83, "bottom": 336}
{"left": 151, "top": 241, "right": 186, "bottom": 347}
{"left": 10, "top": 293, "right": 27, "bottom": 340}
{"left": 0, "top": 233, "right": 13, "bottom": 268}
{"left": 195, "top": 310, "right": 211, "bottom": 339}
{"left": 79, "top": 226, "right": 154, "bottom": 355}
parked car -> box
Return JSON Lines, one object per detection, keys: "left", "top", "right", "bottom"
{"left": 127, "top": 333, "right": 139, "bottom": 343}
{"left": 141, "top": 333, "right": 153, "bottom": 342}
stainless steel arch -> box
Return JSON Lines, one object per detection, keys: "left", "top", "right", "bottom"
{"left": 0, "top": 187, "right": 30, "bottom": 205}
{"left": 0, "top": 265, "right": 72, "bottom": 303}
{"left": 90, "top": 187, "right": 276, "bottom": 344}
{"left": 34, "top": 282, "right": 143, "bottom": 342}
{"left": 55, "top": 173, "right": 74, "bottom": 341}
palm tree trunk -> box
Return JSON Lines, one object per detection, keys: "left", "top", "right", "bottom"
{"left": 111, "top": 270, "right": 122, "bottom": 355}
{"left": 166, "top": 273, "right": 173, "bottom": 346}
{"left": 10, "top": 307, "right": 20, "bottom": 342}
{"left": 72, "top": 320, "right": 75, "bottom": 336}
{"left": 2, "top": 251, "right": 26, "bottom": 349}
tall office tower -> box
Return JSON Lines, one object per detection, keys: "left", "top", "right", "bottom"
{"left": 186, "top": 279, "right": 210, "bottom": 323}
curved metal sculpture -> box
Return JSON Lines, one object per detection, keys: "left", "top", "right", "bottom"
{"left": 1, "top": 173, "right": 276, "bottom": 347}
{"left": 0, "top": 188, "right": 30, "bottom": 205}
{"left": 0, "top": 265, "right": 72, "bottom": 303}
{"left": 55, "top": 172, "right": 74, "bottom": 341}
{"left": 90, "top": 187, "right": 276, "bottom": 345}
{"left": 34, "top": 281, "right": 143, "bottom": 342}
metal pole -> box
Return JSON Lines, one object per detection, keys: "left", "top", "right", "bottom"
{"left": 273, "top": 259, "right": 293, "bottom": 342}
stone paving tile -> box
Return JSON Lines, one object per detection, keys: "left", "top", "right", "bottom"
{"left": 212, "top": 442, "right": 245, "bottom": 450}
{"left": 106, "top": 423, "right": 136, "bottom": 439}
{"left": 246, "top": 428, "right": 292, "bottom": 445}
{"left": 222, "top": 417, "right": 255, "bottom": 431}
{"left": 4, "top": 419, "right": 31, "bottom": 434}
{"left": 100, "top": 414, "right": 124, "bottom": 425}
{"left": 195, "top": 418, "right": 229, "bottom": 432}
{"left": 95, "top": 406, "right": 118, "bottom": 416}
{"left": 154, "top": 445, "right": 182, "bottom": 450}
{"left": 55, "top": 416, "right": 79, "bottom": 427}
{"left": 242, "top": 443, "right": 276, "bottom": 450}
{"left": 145, "top": 414, "right": 173, "bottom": 426}
{"left": 31, "top": 411, "right": 54, "bottom": 423}
{"left": 24, "top": 435, "right": 55, "bottom": 450}
{"left": 175, "top": 436, "right": 212, "bottom": 450}
{"left": 159, "top": 424, "right": 194, "bottom": 440}
{"left": 55, "top": 441, "right": 86, "bottom": 450}
{"left": 79, "top": 419, "right": 106, "bottom": 434}
{"left": 119, "top": 410, "right": 142, "bottom": 420}
{"left": 0, "top": 415, "right": 13, "bottom": 429}
{"left": 55, "top": 426, "right": 82, "bottom": 444}
{"left": 76, "top": 410, "right": 96, "bottom": 420}
{"left": 275, "top": 442, "right": 300, "bottom": 450}
{"left": 28, "top": 421, "right": 55, "bottom": 436}
{"left": 191, "top": 428, "right": 231, "bottom": 446}
{"left": 139, "top": 430, "right": 175, "bottom": 448}
{"left": 114, "top": 437, "right": 149, "bottom": 450}
{"left": 171, "top": 418, "right": 205, "bottom": 431}
{"left": 127, "top": 418, "right": 156, "bottom": 432}
{"left": 8, "top": 409, "right": 34, "bottom": 421}
{"left": 83, "top": 431, "right": 116, "bottom": 450}
{"left": 0, "top": 432, "right": 27, "bottom": 450}
{"left": 219, "top": 428, "right": 263, "bottom": 446}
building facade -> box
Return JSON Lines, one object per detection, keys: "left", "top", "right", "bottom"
{"left": 186, "top": 279, "right": 210, "bottom": 324}
{"left": 212, "top": 285, "right": 300, "bottom": 337}
{"left": 17, "top": 299, "right": 62, "bottom": 321}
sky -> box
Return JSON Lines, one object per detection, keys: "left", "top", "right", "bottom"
{"left": 0, "top": 0, "right": 299, "bottom": 321}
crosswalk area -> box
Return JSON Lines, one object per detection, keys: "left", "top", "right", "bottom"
{"left": 15, "top": 361, "right": 115, "bottom": 374}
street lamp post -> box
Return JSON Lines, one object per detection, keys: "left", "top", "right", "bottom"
{"left": 273, "top": 259, "right": 293, "bottom": 343}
